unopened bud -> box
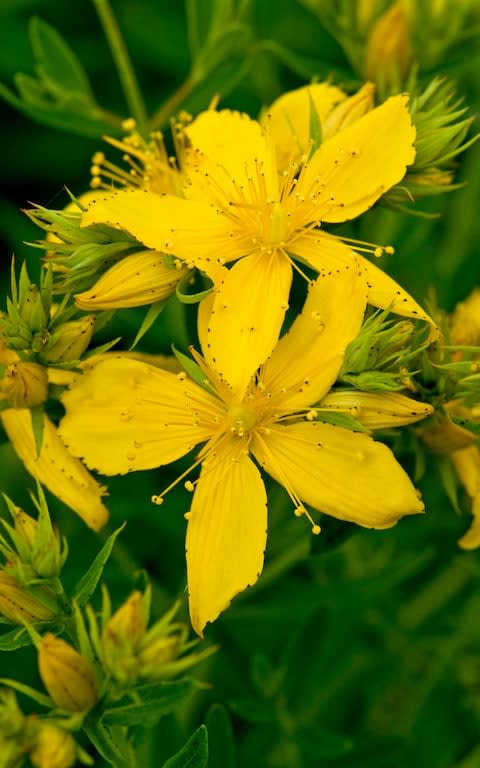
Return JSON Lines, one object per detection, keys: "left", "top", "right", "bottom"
{"left": 101, "top": 591, "right": 147, "bottom": 682}
{"left": 30, "top": 724, "right": 76, "bottom": 768}
{"left": 418, "top": 414, "right": 476, "bottom": 455}
{"left": 365, "top": 2, "right": 412, "bottom": 85}
{"left": 0, "top": 361, "right": 48, "bottom": 408}
{"left": 41, "top": 316, "right": 95, "bottom": 364}
{"left": 0, "top": 573, "right": 56, "bottom": 624}
{"left": 138, "top": 635, "right": 180, "bottom": 678}
{"left": 38, "top": 634, "right": 98, "bottom": 712}
{"left": 322, "top": 82, "right": 375, "bottom": 141}
{"left": 13, "top": 507, "right": 38, "bottom": 548}
{"left": 450, "top": 288, "right": 480, "bottom": 346}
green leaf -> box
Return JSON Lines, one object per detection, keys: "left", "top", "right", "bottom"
{"left": 72, "top": 524, "right": 126, "bottom": 606}
{"left": 0, "top": 627, "right": 33, "bottom": 651}
{"left": 103, "top": 680, "right": 194, "bottom": 727}
{"left": 162, "top": 725, "right": 208, "bottom": 768}
{"left": 130, "top": 301, "right": 167, "bottom": 350}
{"left": 29, "top": 17, "right": 94, "bottom": 100}
{"left": 0, "top": 678, "right": 52, "bottom": 708}
{"left": 206, "top": 705, "right": 236, "bottom": 768}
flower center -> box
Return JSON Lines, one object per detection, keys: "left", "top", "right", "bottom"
{"left": 268, "top": 202, "right": 288, "bottom": 245}
{"left": 227, "top": 404, "right": 257, "bottom": 437}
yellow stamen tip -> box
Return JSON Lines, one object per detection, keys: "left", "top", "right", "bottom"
{"left": 312, "top": 525, "right": 321, "bottom": 535}
{"left": 151, "top": 495, "right": 163, "bottom": 505}
{"left": 122, "top": 117, "right": 137, "bottom": 132}
{"left": 184, "top": 481, "right": 195, "bottom": 492}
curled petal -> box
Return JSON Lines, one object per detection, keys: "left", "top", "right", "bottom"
{"left": 1, "top": 410, "right": 108, "bottom": 531}
{"left": 320, "top": 390, "right": 434, "bottom": 429}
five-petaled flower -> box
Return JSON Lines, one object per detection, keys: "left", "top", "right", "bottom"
{"left": 59, "top": 264, "right": 426, "bottom": 635}
{"left": 81, "top": 90, "right": 436, "bottom": 383}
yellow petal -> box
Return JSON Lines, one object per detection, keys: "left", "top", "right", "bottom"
{"left": 184, "top": 109, "right": 277, "bottom": 198}
{"left": 252, "top": 422, "right": 424, "bottom": 528}
{"left": 458, "top": 497, "right": 480, "bottom": 550}
{"left": 1, "top": 410, "right": 108, "bottom": 531}
{"left": 452, "top": 445, "right": 480, "bottom": 550}
{"left": 300, "top": 94, "right": 416, "bottom": 223}
{"left": 260, "top": 261, "right": 366, "bottom": 410}
{"left": 320, "top": 390, "right": 434, "bottom": 429}
{"left": 59, "top": 358, "right": 222, "bottom": 474}
{"left": 186, "top": 440, "right": 267, "bottom": 635}
{"left": 360, "top": 256, "right": 439, "bottom": 337}
{"left": 293, "top": 232, "right": 438, "bottom": 335}
{"left": 205, "top": 251, "right": 292, "bottom": 398}
{"left": 75, "top": 250, "right": 189, "bottom": 309}
{"left": 82, "top": 190, "right": 241, "bottom": 279}
{"left": 263, "top": 83, "right": 347, "bottom": 170}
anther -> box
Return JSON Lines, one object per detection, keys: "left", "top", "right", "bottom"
{"left": 122, "top": 117, "right": 137, "bottom": 132}
{"left": 312, "top": 524, "right": 321, "bottom": 535}
{"left": 185, "top": 480, "right": 195, "bottom": 492}
{"left": 151, "top": 495, "right": 164, "bottom": 505}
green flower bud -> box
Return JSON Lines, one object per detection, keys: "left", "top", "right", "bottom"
{"left": 138, "top": 635, "right": 180, "bottom": 679}
{"left": 101, "top": 591, "right": 148, "bottom": 684}
{"left": 38, "top": 634, "right": 98, "bottom": 712}
{"left": 40, "top": 317, "right": 95, "bottom": 364}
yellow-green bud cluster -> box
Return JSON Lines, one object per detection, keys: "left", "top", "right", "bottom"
{"left": 0, "top": 489, "right": 68, "bottom": 582}
{"left": 385, "top": 76, "right": 478, "bottom": 207}
{"left": 0, "top": 261, "right": 102, "bottom": 371}
{"left": 341, "top": 310, "right": 425, "bottom": 392}
{"left": 26, "top": 200, "right": 140, "bottom": 295}
{"left": 0, "top": 689, "right": 81, "bottom": 768}
{"left": 93, "top": 588, "right": 214, "bottom": 687}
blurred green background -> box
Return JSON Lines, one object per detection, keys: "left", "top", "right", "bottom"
{"left": 1, "top": 1, "right": 480, "bottom": 766}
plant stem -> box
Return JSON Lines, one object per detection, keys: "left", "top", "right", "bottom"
{"left": 150, "top": 76, "right": 195, "bottom": 129}
{"left": 92, "top": 0, "right": 148, "bottom": 136}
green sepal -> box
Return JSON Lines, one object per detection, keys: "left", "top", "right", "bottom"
{"left": 30, "top": 405, "right": 45, "bottom": 458}
{"left": 130, "top": 301, "right": 167, "bottom": 351}
{"left": 102, "top": 679, "right": 195, "bottom": 727}
{"left": 172, "top": 346, "right": 214, "bottom": 393}
{"left": 0, "top": 627, "right": 34, "bottom": 651}
{"left": 176, "top": 273, "right": 213, "bottom": 305}
{"left": 162, "top": 724, "right": 208, "bottom": 768}
{"left": 72, "top": 524, "right": 126, "bottom": 606}
{"left": 317, "top": 411, "right": 370, "bottom": 433}
{"left": 308, "top": 90, "right": 322, "bottom": 158}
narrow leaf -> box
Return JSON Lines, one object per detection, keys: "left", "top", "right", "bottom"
{"left": 72, "top": 524, "right": 126, "bottom": 606}
{"left": 162, "top": 725, "right": 208, "bottom": 768}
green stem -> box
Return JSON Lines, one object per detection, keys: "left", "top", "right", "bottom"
{"left": 92, "top": 0, "right": 148, "bottom": 136}
{"left": 84, "top": 720, "right": 135, "bottom": 768}
{"left": 150, "top": 76, "right": 195, "bottom": 129}
{"left": 398, "top": 557, "right": 471, "bottom": 630}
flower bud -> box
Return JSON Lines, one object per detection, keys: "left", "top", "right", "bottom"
{"left": 74, "top": 250, "right": 188, "bottom": 310}
{"left": 40, "top": 317, "right": 95, "bottom": 364}
{"left": 101, "top": 591, "right": 147, "bottom": 683}
{"left": 138, "top": 635, "right": 180, "bottom": 678}
{"left": 13, "top": 507, "right": 38, "bottom": 549}
{"left": 417, "top": 414, "right": 476, "bottom": 455}
{"left": 450, "top": 288, "right": 480, "bottom": 346}
{"left": 0, "top": 361, "right": 48, "bottom": 408}
{"left": 29, "top": 724, "right": 76, "bottom": 768}
{"left": 38, "top": 634, "right": 98, "bottom": 712}
{"left": 365, "top": 2, "right": 412, "bottom": 86}
{"left": 0, "top": 573, "right": 56, "bottom": 624}
{"left": 322, "top": 83, "right": 375, "bottom": 141}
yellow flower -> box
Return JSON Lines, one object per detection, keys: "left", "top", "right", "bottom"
{"left": 60, "top": 265, "right": 424, "bottom": 635}
{"left": 82, "top": 93, "right": 436, "bottom": 374}
{"left": 0, "top": 343, "right": 108, "bottom": 531}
